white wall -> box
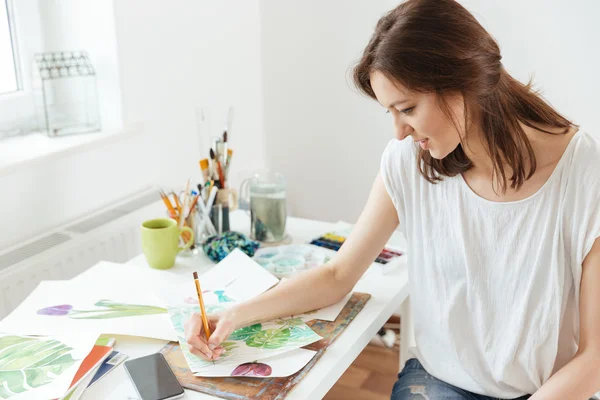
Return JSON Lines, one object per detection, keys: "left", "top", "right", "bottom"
{"left": 115, "top": 0, "right": 266, "bottom": 187}
{"left": 0, "top": 0, "right": 265, "bottom": 249}
{"left": 260, "top": 0, "right": 397, "bottom": 223}
{"left": 2, "top": 1, "right": 598, "bottom": 249}
{"left": 458, "top": 0, "right": 600, "bottom": 136}
{"left": 260, "top": 0, "right": 600, "bottom": 223}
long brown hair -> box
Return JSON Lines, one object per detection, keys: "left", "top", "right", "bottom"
{"left": 353, "top": 0, "right": 573, "bottom": 192}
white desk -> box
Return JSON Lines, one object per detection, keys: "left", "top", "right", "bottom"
{"left": 79, "top": 213, "right": 410, "bottom": 400}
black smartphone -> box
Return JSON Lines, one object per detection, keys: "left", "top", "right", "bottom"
{"left": 123, "top": 353, "right": 185, "bottom": 400}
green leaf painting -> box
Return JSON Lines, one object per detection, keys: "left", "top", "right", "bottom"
{"left": 230, "top": 318, "right": 319, "bottom": 350}
{"left": 37, "top": 300, "right": 167, "bottom": 320}
{"left": 0, "top": 335, "right": 78, "bottom": 399}
{"left": 228, "top": 324, "right": 263, "bottom": 341}
{"left": 275, "top": 317, "right": 304, "bottom": 327}
{"left": 245, "top": 328, "right": 291, "bottom": 349}
{"left": 166, "top": 306, "right": 320, "bottom": 375}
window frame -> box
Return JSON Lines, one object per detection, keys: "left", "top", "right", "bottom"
{"left": 0, "top": 0, "right": 41, "bottom": 140}
{"left": 0, "top": 0, "right": 22, "bottom": 96}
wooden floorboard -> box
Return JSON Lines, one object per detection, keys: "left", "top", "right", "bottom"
{"left": 323, "top": 344, "right": 399, "bottom": 400}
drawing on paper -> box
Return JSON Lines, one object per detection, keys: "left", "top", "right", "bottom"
{"left": 37, "top": 300, "right": 167, "bottom": 319}
{"left": 231, "top": 361, "right": 272, "bottom": 377}
{"left": 167, "top": 305, "right": 321, "bottom": 373}
{"left": 213, "top": 290, "right": 235, "bottom": 303}
{"left": 178, "top": 337, "right": 239, "bottom": 369}
{"left": 228, "top": 318, "right": 316, "bottom": 350}
{"left": 0, "top": 335, "right": 79, "bottom": 400}
{"left": 184, "top": 289, "right": 235, "bottom": 305}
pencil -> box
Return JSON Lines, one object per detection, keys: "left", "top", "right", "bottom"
{"left": 159, "top": 190, "right": 176, "bottom": 214}
{"left": 179, "top": 178, "right": 191, "bottom": 229}
{"left": 192, "top": 271, "right": 211, "bottom": 341}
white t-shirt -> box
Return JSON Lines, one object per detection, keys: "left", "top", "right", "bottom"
{"left": 380, "top": 129, "right": 600, "bottom": 398}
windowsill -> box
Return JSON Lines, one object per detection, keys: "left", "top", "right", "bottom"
{"left": 0, "top": 122, "right": 143, "bottom": 176}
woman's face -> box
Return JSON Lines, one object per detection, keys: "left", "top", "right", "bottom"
{"left": 370, "top": 70, "right": 467, "bottom": 159}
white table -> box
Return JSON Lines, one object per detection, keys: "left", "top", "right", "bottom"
{"left": 80, "top": 213, "right": 410, "bottom": 400}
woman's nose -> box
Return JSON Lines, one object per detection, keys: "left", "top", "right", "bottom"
{"left": 394, "top": 117, "right": 414, "bottom": 141}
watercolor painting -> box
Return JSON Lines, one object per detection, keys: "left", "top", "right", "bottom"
{"left": 184, "top": 289, "right": 236, "bottom": 306}
{"left": 189, "top": 348, "right": 317, "bottom": 378}
{"left": 37, "top": 300, "right": 167, "bottom": 319}
{"left": 0, "top": 281, "right": 177, "bottom": 341}
{"left": 0, "top": 333, "right": 97, "bottom": 400}
{"left": 231, "top": 361, "right": 272, "bottom": 377}
{"left": 0, "top": 335, "right": 77, "bottom": 399}
{"left": 229, "top": 318, "right": 317, "bottom": 350}
{"left": 166, "top": 306, "right": 321, "bottom": 375}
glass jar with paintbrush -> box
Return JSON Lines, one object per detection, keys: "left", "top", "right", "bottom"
{"left": 203, "top": 130, "right": 236, "bottom": 235}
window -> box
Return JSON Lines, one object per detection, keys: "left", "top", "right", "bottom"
{"left": 0, "top": 0, "right": 18, "bottom": 95}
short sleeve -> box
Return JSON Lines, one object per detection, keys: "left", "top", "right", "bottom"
{"left": 380, "top": 139, "right": 411, "bottom": 229}
{"left": 577, "top": 133, "right": 600, "bottom": 261}
{"left": 583, "top": 191, "right": 600, "bottom": 261}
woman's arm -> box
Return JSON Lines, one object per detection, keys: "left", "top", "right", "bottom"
{"left": 530, "top": 237, "right": 600, "bottom": 400}
{"left": 230, "top": 172, "right": 400, "bottom": 328}
{"left": 185, "top": 172, "right": 399, "bottom": 358}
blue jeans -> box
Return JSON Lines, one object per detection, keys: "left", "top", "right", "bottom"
{"left": 391, "top": 359, "right": 531, "bottom": 400}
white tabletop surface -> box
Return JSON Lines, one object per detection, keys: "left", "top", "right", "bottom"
{"left": 79, "top": 212, "right": 409, "bottom": 400}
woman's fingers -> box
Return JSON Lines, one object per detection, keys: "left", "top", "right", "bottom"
{"left": 184, "top": 313, "right": 213, "bottom": 359}
{"left": 184, "top": 312, "right": 233, "bottom": 361}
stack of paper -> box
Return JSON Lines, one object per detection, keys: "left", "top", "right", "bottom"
{"left": 0, "top": 249, "right": 350, "bottom": 392}
{"left": 156, "top": 249, "right": 350, "bottom": 378}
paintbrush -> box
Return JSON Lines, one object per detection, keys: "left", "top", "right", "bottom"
{"left": 209, "top": 148, "right": 218, "bottom": 180}
{"left": 210, "top": 148, "right": 225, "bottom": 188}
{"left": 222, "top": 130, "right": 228, "bottom": 166}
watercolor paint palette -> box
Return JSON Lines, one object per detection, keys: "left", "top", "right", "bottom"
{"left": 252, "top": 244, "right": 331, "bottom": 279}
{"left": 309, "top": 232, "right": 404, "bottom": 264}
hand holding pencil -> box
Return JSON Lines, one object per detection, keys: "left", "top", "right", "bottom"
{"left": 184, "top": 272, "right": 235, "bottom": 361}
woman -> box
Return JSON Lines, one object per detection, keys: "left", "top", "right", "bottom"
{"left": 185, "top": 0, "right": 600, "bottom": 398}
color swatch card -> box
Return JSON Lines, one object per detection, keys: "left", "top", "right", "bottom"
{"left": 60, "top": 344, "right": 112, "bottom": 400}
{"left": 0, "top": 331, "right": 98, "bottom": 400}
{"left": 0, "top": 280, "right": 177, "bottom": 341}
{"left": 87, "top": 350, "right": 128, "bottom": 388}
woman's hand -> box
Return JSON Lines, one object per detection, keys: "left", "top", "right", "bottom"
{"left": 184, "top": 311, "right": 236, "bottom": 361}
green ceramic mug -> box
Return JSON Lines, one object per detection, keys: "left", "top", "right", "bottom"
{"left": 141, "top": 218, "right": 194, "bottom": 269}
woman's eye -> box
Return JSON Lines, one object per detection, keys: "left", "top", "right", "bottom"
{"left": 400, "top": 107, "right": 414, "bottom": 115}
{"left": 385, "top": 110, "right": 391, "bottom": 114}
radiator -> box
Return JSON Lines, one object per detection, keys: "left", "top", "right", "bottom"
{"left": 0, "top": 187, "right": 165, "bottom": 319}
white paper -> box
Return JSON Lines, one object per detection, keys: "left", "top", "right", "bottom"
{"left": 167, "top": 305, "right": 322, "bottom": 377}
{"left": 198, "top": 248, "right": 279, "bottom": 302}
{"left": 155, "top": 248, "right": 279, "bottom": 308}
{"left": 0, "top": 281, "right": 177, "bottom": 341}
{"left": 155, "top": 250, "right": 320, "bottom": 378}
{"left": 193, "top": 348, "right": 317, "bottom": 378}
{"left": 296, "top": 293, "right": 351, "bottom": 322}
{"left": 274, "top": 278, "right": 350, "bottom": 322}
{"left": 0, "top": 331, "right": 98, "bottom": 400}
{"left": 61, "top": 363, "right": 99, "bottom": 400}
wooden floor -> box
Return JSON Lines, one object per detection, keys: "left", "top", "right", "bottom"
{"left": 323, "top": 343, "right": 399, "bottom": 400}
